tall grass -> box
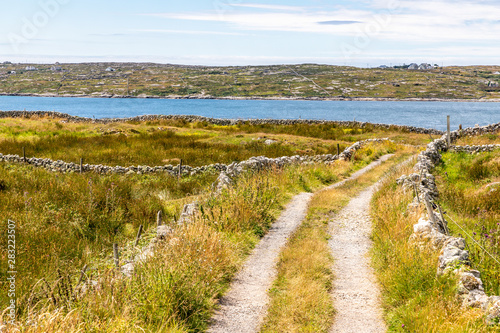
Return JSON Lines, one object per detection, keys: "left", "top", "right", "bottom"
{"left": 0, "top": 163, "right": 217, "bottom": 323}
{"left": 2, "top": 145, "right": 391, "bottom": 332}
{"left": 436, "top": 151, "right": 500, "bottom": 295}
{"left": 261, "top": 146, "right": 414, "bottom": 333}
{"left": 0, "top": 117, "right": 430, "bottom": 167}
{"left": 371, "top": 162, "right": 491, "bottom": 332}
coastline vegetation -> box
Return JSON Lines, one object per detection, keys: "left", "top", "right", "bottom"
{"left": 1, "top": 63, "right": 499, "bottom": 100}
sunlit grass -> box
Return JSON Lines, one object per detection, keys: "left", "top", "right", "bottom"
{"left": 435, "top": 151, "right": 500, "bottom": 295}
{"left": 261, "top": 144, "right": 415, "bottom": 332}
{"left": 371, "top": 161, "right": 492, "bottom": 332}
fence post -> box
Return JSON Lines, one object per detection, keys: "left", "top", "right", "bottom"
{"left": 76, "top": 264, "right": 88, "bottom": 286}
{"left": 178, "top": 159, "right": 182, "bottom": 180}
{"left": 437, "top": 205, "right": 449, "bottom": 235}
{"left": 337, "top": 144, "right": 340, "bottom": 156}
{"left": 134, "top": 225, "right": 143, "bottom": 247}
{"left": 423, "top": 194, "right": 437, "bottom": 224}
{"left": 447, "top": 115, "right": 451, "bottom": 148}
{"left": 113, "top": 244, "right": 119, "bottom": 268}
{"left": 157, "top": 210, "right": 163, "bottom": 226}
{"left": 23, "top": 147, "right": 26, "bottom": 162}
{"left": 413, "top": 183, "right": 420, "bottom": 203}
{"left": 80, "top": 158, "right": 83, "bottom": 174}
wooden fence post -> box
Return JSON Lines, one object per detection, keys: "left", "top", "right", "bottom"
{"left": 80, "top": 158, "right": 83, "bottom": 174}
{"left": 178, "top": 159, "right": 182, "bottom": 180}
{"left": 437, "top": 205, "right": 449, "bottom": 235}
{"left": 157, "top": 210, "right": 163, "bottom": 226}
{"left": 113, "top": 244, "right": 119, "bottom": 268}
{"left": 134, "top": 225, "right": 144, "bottom": 247}
{"left": 423, "top": 194, "right": 437, "bottom": 224}
{"left": 23, "top": 147, "right": 26, "bottom": 162}
{"left": 76, "top": 264, "right": 88, "bottom": 287}
{"left": 337, "top": 144, "right": 340, "bottom": 156}
{"left": 413, "top": 183, "right": 420, "bottom": 203}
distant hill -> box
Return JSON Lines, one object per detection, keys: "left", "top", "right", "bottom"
{"left": 0, "top": 62, "right": 499, "bottom": 100}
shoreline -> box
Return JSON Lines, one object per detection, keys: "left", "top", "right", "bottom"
{"left": 1, "top": 92, "right": 500, "bottom": 103}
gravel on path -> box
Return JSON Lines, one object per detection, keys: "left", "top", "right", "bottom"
{"left": 209, "top": 155, "right": 393, "bottom": 333}
{"left": 328, "top": 183, "right": 388, "bottom": 333}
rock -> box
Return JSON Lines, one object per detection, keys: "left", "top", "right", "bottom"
{"left": 214, "top": 171, "right": 233, "bottom": 192}
{"left": 264, "top": 139, "right": 278, "bottom": 145}
{"left": 486, "top": 299, "right": 500, "bottom": 325}
{"left": 157, "top": 225, "right": 173, "bottom": 239}
{"left": 121, "top": 263, "right": 135, "bottom": 277}
{"left": 178, "top": 202, "right": 199, "bottom": 225}
{"left": 438, "top": 243, "right": 469, "bottom": 274}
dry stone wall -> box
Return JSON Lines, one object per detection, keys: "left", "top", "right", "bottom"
{"left": 0, "top": 139, "right": 389, "bottom": 177}
{"left": 397, "top": 122, "right": 500, "bottom": 325}
{"left": 0, "top": 111, "right": 444, "bottom": 134}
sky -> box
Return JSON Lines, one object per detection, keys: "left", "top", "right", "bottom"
{"left": 0, "top": 0, "right": 499, "bottom": 67}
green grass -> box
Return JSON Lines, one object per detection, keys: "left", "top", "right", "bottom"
{"left": 435, "top": 151, "right": 500, "bottom": 295}
{"left": 0, "top": 116, "right": 408, "bottom": 332}
{"left": 0, "top": 117, "right": 430, "bottom": 167}
{"left": 371, "top": 161, "right": 492, "bottom": 332}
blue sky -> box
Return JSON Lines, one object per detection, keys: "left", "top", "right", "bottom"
{"left": 1, "top": 0, "right": 499, "bottom": 66}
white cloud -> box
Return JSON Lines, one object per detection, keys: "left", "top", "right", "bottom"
{"left": 146, "top": 0, "right": 500, "bottom": 43}
{"left": 229, "top": 3, "right": 304, "bottom": 11}
{"left": 134, "top": 29, "right": 248, "bottom": 36}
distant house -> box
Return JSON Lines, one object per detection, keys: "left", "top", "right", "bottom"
{"left": 25, "top": 66, "right": 38, "bottom": 71}
{"left": 407, "top": 63, "right": 419, "bottom": 70}
{"left": 51, "top": 66, "right": 62, "bottom": 72}
{"left": 105, "top": 67, "right": 115, "bottom": 72}
{"left": 418, "top": 63, "right": 433, "bottom": 70}
{"left": 378, "top": 65, "right": 389, "bottom": 69}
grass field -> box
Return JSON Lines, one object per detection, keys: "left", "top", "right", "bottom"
{"left": 0, "top": 116, "right": 412, "bottom": 332}
{"left": 435, "top": 151, "right": 500, "bottom": 296}
{"left": 1, "top": 63, "right": 499, "bottom": 100}
{"left": 0, "top": 116, "right": 429, "bottom": 167}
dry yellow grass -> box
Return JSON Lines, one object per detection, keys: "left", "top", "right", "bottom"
{"left": 261, "top": 147, "right": 416, "bottom": 333}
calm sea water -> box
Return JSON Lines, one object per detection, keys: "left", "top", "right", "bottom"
{"left": 0, "top": 96, "right": 499, "bottom": 131}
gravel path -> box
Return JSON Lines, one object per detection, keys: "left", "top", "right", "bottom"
{"left": 209, "top": 155, "right": 393, "bottom": 333}
{"left": 208, "top": 192, "right": 313, "bottom": 333}
{"left": 328, "top": 183, "right": 387, "bottom": 333}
